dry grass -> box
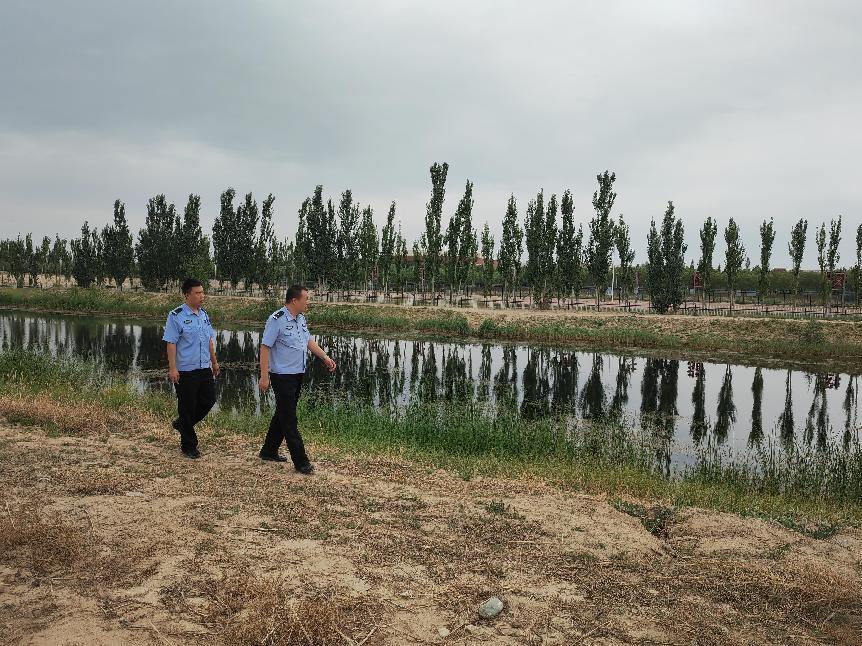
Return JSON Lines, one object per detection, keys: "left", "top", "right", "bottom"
{"left": 1, "top": 399, "right": 862, "bottom": 644}
{"left": 0, "top": 497, "right": 89, "bottom": 577}
{"left": 0, "top": 392, "right": 127, "bottom": 437}
{"left": 193, "top": 575, "right": 383, "bottom": 646}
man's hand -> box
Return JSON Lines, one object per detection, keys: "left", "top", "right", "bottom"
{"left": 323, "top": 356, "right": 337, "bottom": 373}
{"left": 259, "top": 374, "right": 270, "bottom": 393}
{"left": 168, "top": 368, "right": 180, "bottom": 384}
{"left": 211, "top": 361, "right": 221, "bottom": 378}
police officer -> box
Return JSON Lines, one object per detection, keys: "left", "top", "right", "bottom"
{"left": 258, "top": 284, "right": 335, "bottom": 474}
{"left": 162, "top": 278, "right": 220, "bottom": 459}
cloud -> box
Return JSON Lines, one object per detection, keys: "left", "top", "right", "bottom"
{"left": 1, "top": 0, "right": 860, "bottom": 267}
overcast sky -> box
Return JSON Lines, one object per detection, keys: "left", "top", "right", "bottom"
{"left": 1, "top": 0, "right": 860, "bottom": 268}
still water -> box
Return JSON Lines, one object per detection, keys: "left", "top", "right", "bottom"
{"left": 1, "top": 310, "right": 859, "bottom": 459}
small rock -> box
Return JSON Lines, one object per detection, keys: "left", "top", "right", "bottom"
{"left": 478, "top": 596, "right": 504, "bottom": 619}
{"left": 437, "top": 626, "right": 450, "bottom": 638}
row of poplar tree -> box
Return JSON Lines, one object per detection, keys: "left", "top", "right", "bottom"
{"left": 0, "top": 162, "right": 855, "bottom": 311}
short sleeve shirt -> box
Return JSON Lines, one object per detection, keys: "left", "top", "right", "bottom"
{"left": 162, "top": 303, "right": 215, "bottom": 371}
{"left": 261, "top": 308, "right": 311, "bottom": 374}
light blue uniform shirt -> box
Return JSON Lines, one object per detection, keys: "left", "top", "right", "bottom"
{"left": 162, "top": 303, "right": 216, "bottom": 371}
{"left": 261, "top": 308, "right": 311, "bottom": 374}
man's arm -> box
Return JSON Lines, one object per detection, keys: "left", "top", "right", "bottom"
{"left": 308, "top": 339, "right": 336, "bottom": 372}
{"left": 209, "top": 338, "right": 220, "bottom": 377}
{"left": 167, "top": 343, "right": 180, "bottom": 384}
{"left": 259, "top": 345, "right": 271, "bottom": 392}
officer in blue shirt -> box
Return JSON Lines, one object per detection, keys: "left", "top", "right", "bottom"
{"left": 162, "top": 278, "right": 220, "bottom": 459}
{"left": 258, "top": 284, "right": 336, "bottom": 473}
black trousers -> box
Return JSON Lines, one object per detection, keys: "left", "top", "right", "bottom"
{"left": 261, "top": 373, "right": 309, "bottom": 467}
{"left": 173, "top": 368, "right": 216, "bottom": 451}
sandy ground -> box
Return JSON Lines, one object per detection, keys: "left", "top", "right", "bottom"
{"left": 1, "top": 409, "right": 862, "bottom": 645}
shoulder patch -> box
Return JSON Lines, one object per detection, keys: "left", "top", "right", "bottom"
{"left": 171, "top": 306, "right": 183, "bottom": 315}
{"left": 272, "top": 310, "right": 285, "bottom": 319}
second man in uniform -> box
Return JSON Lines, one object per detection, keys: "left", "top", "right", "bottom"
{"left": 258, "top": 285, "right": 336, "bottom": 474}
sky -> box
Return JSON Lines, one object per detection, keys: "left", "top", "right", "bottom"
{"left": 1, "top": 0, "right": 860, "bottom": 268}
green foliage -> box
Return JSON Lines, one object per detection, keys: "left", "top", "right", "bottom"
{"left": 723, "top": 217, "right": 745, "bottom": 309}
{"left": 423, "top": 162, "right": 449, "bottom": 296}
{"left": 335, "top": 189, "right": 359, "bottom": 291}
{"left": 252, "top": 194, "right": 276, "bottom": 291}
{"left": 445, "top": 180, "right": 476, "bottom": 298}
{"left": 497, "top": 195, "right": 523, "bottom": 305}
{"left": 358, "top": 205, "right": 379, "bottom": 291}
{"left": 479, "top": 222, "right": 495, "bottom": 298}
{"left": 615, "top": 214, "right": 635, "bottom": 302}
{"left": 758, "top": 217, "right": 776, "bottom": 300}
{"left": 698, "top": 216, "right": 718, "bottom": 297}
{"left": 101, "top": 200, "right": 134, "bottom": 289}
{"left": 646, "top": 201, "right": 686, "bottom": 313}
{"left": 71, "top": 222, "right": 102, "bottom": 289}
{"left": 524, "top": 190, "right": 558, "bottom": 306}
{"left": 585, "top": 170, "right": 617, "bottom": 306}
{"left": 178, "top": 194, "right": 214, "bottom": 285}
{"left": 379, "top": 202, "right": 397, "bottom": 295}
{"left": 788, "top": 218, "right": 808, "bottom": 304}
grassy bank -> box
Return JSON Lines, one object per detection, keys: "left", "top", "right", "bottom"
{"left": 0, "top": 348, "right": 859, "bottom": 530}
{"left": 3, "top": 287, "right": 862, "bottom": 367}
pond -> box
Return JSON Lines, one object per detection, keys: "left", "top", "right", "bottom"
{"left": 0, "top": 310, "right": 859, "bottom": 463}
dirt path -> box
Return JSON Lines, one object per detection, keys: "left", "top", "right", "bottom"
{"left": 1, "top": 416, "right": 861, "bottom": 645}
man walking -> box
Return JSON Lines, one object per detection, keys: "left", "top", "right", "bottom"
{"left": 258, "top": 284, "right": 336, "bottom": 474}
{"left": 163, "top": 278, "right": 220, "bottom": 459}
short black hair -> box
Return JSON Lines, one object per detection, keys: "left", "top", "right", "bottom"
{"left": 182, "top": 278, "right": 204, "bottom": 295}
{"left": 284, "top": 284, "right": 308, "bottom": 303}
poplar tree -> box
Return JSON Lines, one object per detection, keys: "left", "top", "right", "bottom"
{"left": 358, "top": 205, "right": 379, "bottom": 291}
{"left": 540, "top": 193, "right": 558, "bottom": 305}
{"left": 480, "top": 222, "right": 495, "bottom": 298}
{"left": 306, "top": 185, "right": 336, "bottom": 293}
{"left": 32, "top": 236, "right": 50, "bottom": 288}
{"left": 294, "top": 198, "right": 311, "bottom": 285}
{"left": 827, "top": 215, "right": 842, "bottom": 307}
{"left": 585, "top": 170, "right": 617, "bottom": 307}
{"left": 393, "top": 225, "right": 407, "bottom": 294}
{"left": 698, "top": 216, "right": 718, "bottom": 303}
{"left": 71, "top": 222, "right": 99, "bottom": 288}
{"left": 788, "top": 218, "right": 807, "bottom": 306}
{"left": 724, "top": 218, "right": 745, "bottom": 311}
{"left": 615, "top": 214, "right": 635, "bottom": 303}
{"left": 855, "top": 224, "right": 862, "bottom": 305}
{"left": 815, "top": 222, "right": 827, "bottom": 306}
{"left": 523, "top": 190, "right": 545, "bottom": 305}
{"left": 556, "top": 190, "right": 577, "bottom": 303}
{"left": 212, "top": 188, "right": 237, "bottom": 288}
{"left": 137, "top": 194, "right": 179, "bottom": 290}
{"left": 424, "top": 162, "right": 448, "bottom": 298}
{"left": 646, "top": 201, "right": 685, "bottom": 313}
{"left": 253, "top": 194, "right": 276, "bottom": 291}
{"left": 179, "top": 194, "right": 213, "bottom": 285}
{"left": 236, "top": 192, "right": 260, "bottom": 289}
{"left": 758, "top": 217, "right": 775, "bottom": 302}
{"left": 101, "top": 199, "right": 134, "bottom": 289}
{"left": 497, "top": 195, "right": 523, "bottom": 305}
{"left": 336, "top": 190, "right": 359, "bottom": 292}
{"left": 379, "top": 202, "right": 397, "bottom": 296}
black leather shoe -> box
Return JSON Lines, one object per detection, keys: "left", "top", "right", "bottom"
{"left": 296, "top": 462, "right": 315, "bottom": 475}
{"left": 259, "top": 452, "right": 288, "bottom": 462}
{"left": 172, "top": 418, "right": 181, "bottom": 433}
{"left": 182, "top": 447, "right": 201, "bottom": 459}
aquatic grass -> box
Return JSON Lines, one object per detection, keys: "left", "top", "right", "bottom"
{"left": 1, "top": 349, "right": 861, "bottom": 524}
